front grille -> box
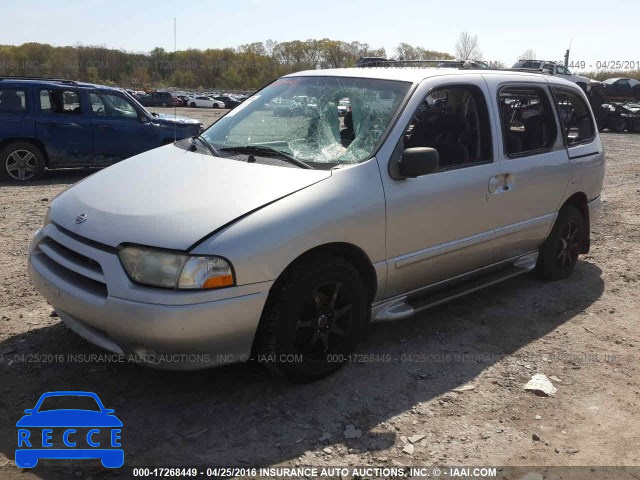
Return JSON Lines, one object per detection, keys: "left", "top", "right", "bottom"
{"left": 37, "top": 235, "right": 108, "bottom": 298}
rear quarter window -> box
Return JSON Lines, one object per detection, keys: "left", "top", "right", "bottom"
{"left": 0, "top": 88, "right": 27, "bottom": 113}
{"left": 552, "top": 88, "right": 595, "bottom": 145}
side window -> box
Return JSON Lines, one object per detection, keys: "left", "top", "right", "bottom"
{"left": 556, "top": 65, "right": 570, "bottom": 75}
{"left": 404, "top": 85, "right": 492, "bottom": 170}
{"left": 89, "top": 92, "right": 138, "bottom": 119}
{"left": 0, "top": 88, "right": 27, "bottom": 113}
{"left": 498, "top": 87, "right": 558, "bottom": 157}
{"left": 39, "top": 89, "right": 82, "bottom": 114}
{"left": 553, "top": 89, "right": 595, "bottom": 145}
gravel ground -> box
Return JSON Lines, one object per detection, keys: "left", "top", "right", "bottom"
{"left": 0, "top": 129, "right": 638, "bottom": 479}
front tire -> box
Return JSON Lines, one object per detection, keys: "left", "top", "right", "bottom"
{"left": 0, "top": 142, "right": 46, "bottom": 182}
{"left": 190, "top": 102, "right": 196, "bottom": 108}
{"left": 536, "top": 205, "right": 584, "bottom": 280}
{"left": 256, "top": 255, "right": 369, "bottom": 382}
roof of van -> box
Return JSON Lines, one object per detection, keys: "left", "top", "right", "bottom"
{"left": 286, "top": 67, "right": 579, "bottom": 88}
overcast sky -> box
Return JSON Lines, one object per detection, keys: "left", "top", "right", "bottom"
{"left": 1, "top": 0, "right": 638, "bottom": 70}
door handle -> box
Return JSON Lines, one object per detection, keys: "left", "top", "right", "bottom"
{"left": 488, "top": 174, "right": 515, "bottom": 194}
{"left": 96, "top": 124, "right": 113, "bottom": 130}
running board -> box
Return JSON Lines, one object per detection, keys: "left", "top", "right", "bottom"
{"left": 372, "top": 255, "right": 536, "bottom": 322}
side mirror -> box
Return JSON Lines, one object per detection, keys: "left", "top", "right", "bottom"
{"left": 105, "top": 409, "right": 115, "bottom": 414}
{"left": 398, "top": 147, "right": 439, "bottom": 178}
{"left": 24, "top": 409, "right": 33, "bottom": 414}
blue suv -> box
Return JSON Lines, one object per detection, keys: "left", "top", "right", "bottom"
{"left": 0, "top": 77, "right": 203, "bottom": 182}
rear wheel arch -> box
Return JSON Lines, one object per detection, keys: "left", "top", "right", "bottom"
{"left": 560, "top": 192, "right": 590, "bottom": 253}
{"left": 0, "top": 137, "right": 49, "bottom": 167}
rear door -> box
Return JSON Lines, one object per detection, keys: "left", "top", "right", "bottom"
{"left": 0, "top": 85, "right": 35, "bottom": 139}
{"left": 89, "top": 90, "right": 158, "bottom": 162}
{"left": 485, "top": 78, "right": 571, "bottom": 260}
{"left": 35, "top": 87, "right": 94, "bottom": 167}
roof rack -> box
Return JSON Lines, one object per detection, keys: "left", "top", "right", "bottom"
{"left": 0, "top": 76, "right": 78, "bottom": 84}
{"left": 354, "top": 58, "right": 557, "bottom": 76}
{"left": 502, "top": 67, "right": 553, "bottom": 74}
{"left": 355, "top": 57, "right": 489, "bottom": 69}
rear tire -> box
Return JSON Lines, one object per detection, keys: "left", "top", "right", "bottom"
{"left": 256, "top": 255, "right": 369, "bottom": 382}
{"left": 627, "top": 117, "right": 640, "bottom": 134}
{"left": 536, "top": 205, "right": 584, "bottom": 280}
{"left": 0, "top": 141, "right": 46, "bottom": 182}
{"left": 606, "top": 115, "right": 627, "bottom": 133}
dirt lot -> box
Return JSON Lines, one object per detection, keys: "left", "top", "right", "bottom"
{"left": 0, "top": 129, "right": 638, "bottom": 479}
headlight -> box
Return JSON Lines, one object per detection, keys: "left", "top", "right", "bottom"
{"left": 118, "top": 246, "right": 234, "bottom": 289}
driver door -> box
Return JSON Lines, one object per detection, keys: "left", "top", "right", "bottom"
{"left": 378, "top": 77, "right": 506, "bottom": 298}
{"left": 89, "top": 91, "right": 157, "bottom": 162}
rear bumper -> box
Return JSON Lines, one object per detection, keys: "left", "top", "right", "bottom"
{"left": 28, "top": 225, "right": 271, "bottom": 370}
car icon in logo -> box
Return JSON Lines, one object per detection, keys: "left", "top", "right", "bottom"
{"left": 15, "top": 391, "right": 123, "bottom": 468}
{"left": 75, "top": 213, "right": 87, "bottom": 224}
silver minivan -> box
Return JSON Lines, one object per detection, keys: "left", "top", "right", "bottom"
{"left": 28, "top": 67, "right": 604, "bottom": 381}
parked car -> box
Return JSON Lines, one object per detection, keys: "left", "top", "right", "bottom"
{"left": 138, "top": 91, "right": 182, "bottom": 107}
{"left": 272, "top": 98, "right": 304, "bottom": 117}
{"left": 0, "top": 77, "right": 203, "bottom": 181}
{"left": 512, "top": 60, "right": 593, "bottom": 92}
{"left": 602, "top": 78, "right": 640, "bottom": 101}
{"left": 28, "top": 68, "right": 604, "bottom": 382}
{"left": 188, "top": 96, "right": 225, "bottom": 108}
{"left": 213, "top": 95, "right": 241, "bottom": 109}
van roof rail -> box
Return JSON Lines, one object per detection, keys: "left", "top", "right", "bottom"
{"left": 355, "top": 57, "right": 489, "bottom": 69}
{"left": 0, "top": 76, "right": 78, "bottom": 84}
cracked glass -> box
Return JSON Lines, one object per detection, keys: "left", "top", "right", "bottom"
{"left": 202, "top": 76, "right": 411, "bottom": 166}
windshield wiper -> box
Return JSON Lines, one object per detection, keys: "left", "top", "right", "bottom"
{"left": 191, "top": 136, "right": 220, "bottom": 157}
{"left": 219, "top": 145, "right": 313, "bottom": 169}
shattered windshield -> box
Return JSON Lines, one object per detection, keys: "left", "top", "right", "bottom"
{"left": 201, "top": 76, "right": 411, "bottom": 165}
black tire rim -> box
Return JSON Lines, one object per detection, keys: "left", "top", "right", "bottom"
{"left": 556, "top": 220, "right": 581, "bottom": 268}
{"left": 295, "top": 282, "right": 352, "bottom": 361}
{"left": 6, "top": 149, "right": 38, "bottom": 181}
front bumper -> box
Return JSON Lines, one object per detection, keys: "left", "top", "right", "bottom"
{"left": 28, "top": 224, "right": 271, "bottom": 370}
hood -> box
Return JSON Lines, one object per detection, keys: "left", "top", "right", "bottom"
{"left": 573, "top": 74, "right": 593, "bottom": 84}
{"left": 50, "top": 145, "right": 331, "bottom": 250}
{"left": 151, "top": 113, "right": 201, "bottom": 126}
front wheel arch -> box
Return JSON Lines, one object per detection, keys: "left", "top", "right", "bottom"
{"left": 275, "top": 242, "right": 378, "bottom": 302}
{"left": 249, "top": 243, "right": 377, "bottom": 357}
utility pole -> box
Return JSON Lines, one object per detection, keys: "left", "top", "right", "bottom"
{"left": 564, "top": 39, "right": 572, "bottom": 67}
